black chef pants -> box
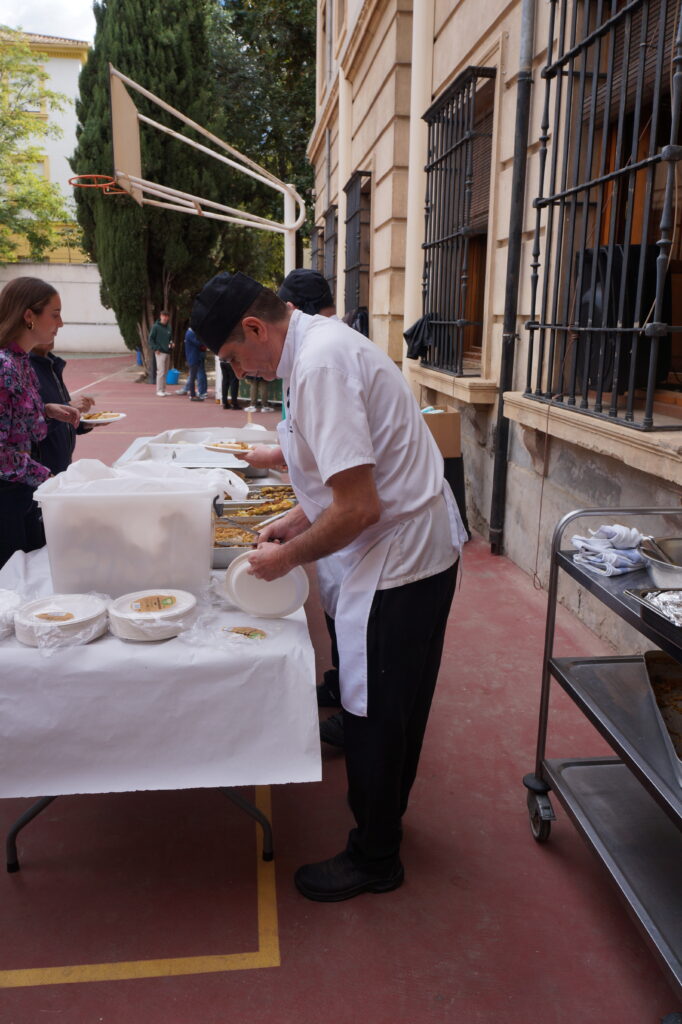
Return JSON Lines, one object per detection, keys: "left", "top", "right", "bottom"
{"left": 334, "top": 560, "right": 458, "bottom": 869}
{"left": 0, "top": 481, "right": 45, "bottom": 570}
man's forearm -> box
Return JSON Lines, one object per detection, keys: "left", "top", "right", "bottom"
{"left": 279, "top": 501, "right": 374, "bottom": 570}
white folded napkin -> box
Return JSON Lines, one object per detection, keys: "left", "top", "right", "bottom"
{"left": 571, "top": 524, "right": 645, "bottom": 576}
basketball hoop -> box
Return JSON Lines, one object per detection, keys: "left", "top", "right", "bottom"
{"left": 69, "top": 174, "right": 129, "bottom": 196}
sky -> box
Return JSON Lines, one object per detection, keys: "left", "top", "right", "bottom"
{"left": 2, "top": 0, "right": 96, "bottom": 43}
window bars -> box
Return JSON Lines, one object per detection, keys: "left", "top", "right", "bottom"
{"left": 344, "top": 169, "right": 371, "bottom": 333}
{"left": 421, "top": 66, "right": 496, "bottom": 376}
{"left": 323, "top": 205, "right": 338, "bottom": 302}
{"left": 310, "top": 225, "right": 323, "bottom": 274}
{"left": 525, "top": 0, "right": 682, "bottom": 430}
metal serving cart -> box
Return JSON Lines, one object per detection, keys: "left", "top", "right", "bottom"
{"left": 523, "top": 508, "right": 682, "bottom": 1015}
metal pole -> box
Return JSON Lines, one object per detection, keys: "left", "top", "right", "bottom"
{"left": 489, "top": 0, "right": 537, "bottom": 555}
{"left": 284, "top": 188, "right": 296, "bottom": 275}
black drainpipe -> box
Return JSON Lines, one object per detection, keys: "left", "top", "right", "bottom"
{"left": 489, "top": 0, "right": 536, "bottom": 555}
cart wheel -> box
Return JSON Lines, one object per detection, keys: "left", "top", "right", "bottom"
{"left": 529, "top": 807, "right": 551, "bottom": 842}
{"left": 527, "top": 792, "right": 552, "bottom": 843}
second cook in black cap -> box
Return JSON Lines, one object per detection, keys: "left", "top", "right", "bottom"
{"left": 277, "top": 269, "right": 335, "bottom": 317}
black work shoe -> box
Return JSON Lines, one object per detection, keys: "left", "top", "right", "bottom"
{"left": 319, "top": 712, "right": 344, "bottom": 747}
{"left": 294, "top": 851, "right": 404, "bottom": 902}
{"left": 316, "top": 669, "right": 341, "bottom": 708}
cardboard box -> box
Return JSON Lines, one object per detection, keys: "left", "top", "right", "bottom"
{"left": 422, "top": 408, "right": 462, "bottom": 458}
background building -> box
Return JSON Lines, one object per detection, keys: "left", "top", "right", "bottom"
{"left": 0, "top": 33, "right": 126, "bottom": 353}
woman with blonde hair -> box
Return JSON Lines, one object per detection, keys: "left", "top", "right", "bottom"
{"left": 0, "top": 276, "right": 79, "bottom": 568}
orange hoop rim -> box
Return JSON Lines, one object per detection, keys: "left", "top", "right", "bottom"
{"left": 69, "top": 174, "right": 129, "bottom": 195}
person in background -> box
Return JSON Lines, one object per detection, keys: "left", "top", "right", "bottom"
{"left": 244, "top": 376, "right": 273, "bottom": 413}
{"left": 277, "top": 268, "right": 336, "bottom": 318}
{"left": 220, "top": 358, "right": 240, "bottom": 410}
{"left": 30, "top": 339, "right": 95, "bottom": 476}
{"left": 0, "top": 277, "right": 80, "bottom": 568}
{"left": 149, "top": 310, "right": 173, "bottom": 397}
{"left": 191, "top": 272, "right": 465, "bottom": 903}
{"left": 177, "top": 325, "right": 208, "bottom": 401}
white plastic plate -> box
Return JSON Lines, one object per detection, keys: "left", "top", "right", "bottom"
{"left": 223, "top": 552, "right": 309, "bottom": 618}
{"left": 80, "top": 412, "right": 127, "bottom": 426}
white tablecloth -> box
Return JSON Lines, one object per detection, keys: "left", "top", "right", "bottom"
{"left": 0, "top": 549, "right": 321, "bottom": 798}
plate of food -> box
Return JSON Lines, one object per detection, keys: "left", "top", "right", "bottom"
{"left": 203, "top": 439, "right": 257, "bottom": 455}
{"left": 80, "top": 411, "right": 127, "bottom": 425}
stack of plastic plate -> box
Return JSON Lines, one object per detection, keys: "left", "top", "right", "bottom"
{"left": 14, "top": 594, "right": 108, "bottom": 647}
{"left": 0, "top": 589, "right": 22, "bottom": 640}
{"left": 108, "top": 589, "right": 197, "bottom": 641}
{"left": 222, "top": 552, "right": 309, "bottom": 618}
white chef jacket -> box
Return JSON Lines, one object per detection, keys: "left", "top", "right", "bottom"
{"left": 277, "top": 311, "right": 467, "bottom": 715}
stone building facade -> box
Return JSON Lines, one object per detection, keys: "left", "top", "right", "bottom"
{"left": 308, "top": 0, "right": 682, "bottom": 637}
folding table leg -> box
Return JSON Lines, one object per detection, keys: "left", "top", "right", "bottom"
{"left": 220, "top": 788, "right": 274, "bottom": 861}
{"left": 6, "top": 796, "right": 57, "bottom": 873}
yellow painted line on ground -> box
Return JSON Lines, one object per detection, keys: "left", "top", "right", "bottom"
{"left": 0, "top": 786, "right": 279, "bottom": 988}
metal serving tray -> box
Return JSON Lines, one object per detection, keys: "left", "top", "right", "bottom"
{"left": 624, "top": 588, "right": 682, "bottom": 645}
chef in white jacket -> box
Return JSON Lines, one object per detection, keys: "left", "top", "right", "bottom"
{"left": 191, "top": 272, "right": 466, "bottom": 902}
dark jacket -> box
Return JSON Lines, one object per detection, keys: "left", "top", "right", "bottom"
{"left": 149, "top": 320, "right": 173, "bottom": 353}
{"left": 184, "top": 326, "right": 205, "bottom": 367}
{"left": 29, "top": 352, "right": 90, "bottom": 476}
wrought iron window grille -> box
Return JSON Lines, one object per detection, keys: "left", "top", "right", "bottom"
{"left": 420, "top": 65, "right": 496, "bottom": 377}
{"left": 524, "top": 0, "right": 682, "bottom": 431}
{"left": 310, "top": 225, "right": 323, "bottom": 275}
{"left": 323, "top": 204, "right": 338, "bottom": 302}
{"left": 344, "top": 169, "right": 371, "bottom": 335}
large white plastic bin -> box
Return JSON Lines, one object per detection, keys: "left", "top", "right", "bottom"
{"left": 35, "top": 461, "right": 216, "bottom": 597}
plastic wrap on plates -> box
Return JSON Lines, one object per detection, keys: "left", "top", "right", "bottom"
{"left": 14, "top": 593, "right": 109, "bottom": 654}
{"left": 108, "top": 589, "right": 198, "bottom": 641}
{"left": 177, "top": 604, "right": 282, "bottom": 649}
{"left": 0, "top": 589, "right": 22, "bottom": 639}
{"left": 642, "top": 590, "right": 682, "bottom": 627}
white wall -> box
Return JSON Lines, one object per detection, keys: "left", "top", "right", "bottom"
{"left": 0, "top": 263, "right": 128, "bottom": 353}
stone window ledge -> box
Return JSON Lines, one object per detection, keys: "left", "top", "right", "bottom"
{"left": 503, "top": 392, "right": 682, "bottom": 487}
{"left": 408, "top": 364, "right": 497, "bottom": 405}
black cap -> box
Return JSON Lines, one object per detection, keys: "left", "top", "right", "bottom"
{"left": 190, "top": 272, "right": 263, "bottom": 354}
{"left": 277, "top": 269, "right": 334, "bottom": 315}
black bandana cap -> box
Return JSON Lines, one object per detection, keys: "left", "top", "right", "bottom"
{"left": 277, "top": 269, "right": 334, "bottom": 316}
{"left": 190, "top": 271, "right": 263, "bottom": 354}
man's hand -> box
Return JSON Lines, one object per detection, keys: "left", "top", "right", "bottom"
{"left": 241, "top": 444, "right": 287, "bottom": 471}
{"left": 247, "top": 541, "right": 294, "bottom": 581}
{"left": 44, "top": 403, "right": 80, "bottom": 427}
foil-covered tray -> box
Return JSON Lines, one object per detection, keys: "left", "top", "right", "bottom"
{"left": 625, "top": 587, "right": 682, "bottom": 641}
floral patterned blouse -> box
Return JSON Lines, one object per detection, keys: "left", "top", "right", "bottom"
{"left": 0, "top": 342, "right": 50, "bottom": 487}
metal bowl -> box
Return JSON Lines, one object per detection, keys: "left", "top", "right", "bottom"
{"left": 639, "top": 537, "right": 682, "bottom": 588}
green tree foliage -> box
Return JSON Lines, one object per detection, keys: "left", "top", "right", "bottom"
{"left": 0, "top": 28, "right": 71, "bottom": 262}
{"left": 211, "top": 0, "right": 316, "bottom": 254}
{"left": 72, "top": 0, "right": 239, "bottom": 357}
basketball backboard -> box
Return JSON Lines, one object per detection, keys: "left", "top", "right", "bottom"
{"left": 106, "top": 64, "right": 304, "bottom": 272}
{"left": 109, "top": 65, "right": 143, "bottom": 204}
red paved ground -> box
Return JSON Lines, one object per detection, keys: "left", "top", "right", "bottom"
{"left": 0, "top": 353, "right": 677, "bottom": 1022}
